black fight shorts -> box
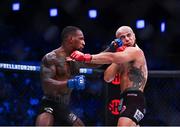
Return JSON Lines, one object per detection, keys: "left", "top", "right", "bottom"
{"left": 118, "top": 88, "right": 146, "bottom": 124}
{"left": 38, "top": 95, "right": 78, "bottom": 126}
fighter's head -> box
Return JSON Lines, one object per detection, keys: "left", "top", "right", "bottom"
{"left": 61, "top": 26, "right": 85, "bottom": 51}
{"left": 115, "top": 26, "right": 136, "bottom": 47}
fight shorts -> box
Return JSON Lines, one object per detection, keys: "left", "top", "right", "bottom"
{"left": 38, "top": 95, "right": 78, "bottom": 125}
{"left": 118, "top": 88, "right": 146, "bottom": 124}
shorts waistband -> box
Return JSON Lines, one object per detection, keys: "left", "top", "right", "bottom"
{"left": 43, "top": 95, "right": 70, "bottom": 105}
{"left": 120, "top": 87, "right": 143, "bottom": 97}
{"left": 123, "top": 87, "right": 142, "bottom": 93}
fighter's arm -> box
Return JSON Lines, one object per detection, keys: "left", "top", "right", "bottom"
{"left": 41, "top": 56, "right": 67, "bottom": 89}
{"left": 42, "top": 55, "right": 86, "bottom": 90}
{"left": 104, "top": 63, "right": 120, "bottom": 83}
{"left": 91, "top": 47, "right": 140, "bottom": 64}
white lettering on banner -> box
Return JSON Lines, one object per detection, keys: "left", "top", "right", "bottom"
{"left": 0, "top": 63, "right": 40, "bottom": 71}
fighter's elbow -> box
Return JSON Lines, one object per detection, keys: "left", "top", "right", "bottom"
{"left": 104, "top": 75, "right": 112, "bottom": 83}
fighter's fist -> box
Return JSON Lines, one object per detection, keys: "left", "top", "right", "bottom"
{"left": 70, "top": 51, "right": 92, "bottom": 63}
{"left": 109, "top": 39, "right": 123, "bottom": 52}
{"left": 116, "top": 46, "right": 126, "bottom": 52}
{"left": 67, "top": 75, "right": 86, "bottom": 90}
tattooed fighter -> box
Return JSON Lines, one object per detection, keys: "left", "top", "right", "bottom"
{"left": 35, "top": 26, "right": 86, "bottom": 126}
{"left": 70, "top": 26, "right": 148, "bottom": 126}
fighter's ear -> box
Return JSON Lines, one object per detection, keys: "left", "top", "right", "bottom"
{"left": 67, "top": 35, "right": 73, "bottom": 44}
{"left": 133, "top": 33, "right": 136, "bottom": 42}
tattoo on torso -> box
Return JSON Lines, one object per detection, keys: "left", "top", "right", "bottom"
{"left": 42, "top": 51, "right": 81, "bottom": 79}
{"left": 128, "top": 66, "right": 146, "bottom": 89}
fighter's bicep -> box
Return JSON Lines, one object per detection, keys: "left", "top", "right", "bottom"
{"left": 113, "top": 48, "right": 138, "bottom": 64}
{"left": 41, "top": 53, "right": 57, "bottom": 78}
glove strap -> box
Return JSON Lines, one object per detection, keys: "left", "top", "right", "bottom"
{"left": 116, "top": 46, "right": 126, "bottom": 52}
{"left": 84, "top": 54, "right": 92, "bottom": 63}
{"left": 67, "top": 79, "right": 75, "bottom": 89}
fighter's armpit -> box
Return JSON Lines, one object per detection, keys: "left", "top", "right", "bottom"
{"left": 41, "top": 64, "right": 56, "bottom": 80}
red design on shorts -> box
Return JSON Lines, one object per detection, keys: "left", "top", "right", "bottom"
{"left": 108, "top": 99, "right": 120, "bottom": 115}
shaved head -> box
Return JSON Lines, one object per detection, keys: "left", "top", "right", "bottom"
{"left": 116, "top": 26, "right": 134, "bottom": 38}
{"left": 115, "top": 26, "right": 136, "bottom": 47}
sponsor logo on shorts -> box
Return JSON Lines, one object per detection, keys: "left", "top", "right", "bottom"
{"left": 133, "top": 109, "right": 144, "bottom": 122}
{"left": 44, "top": 107, "right": 53, "bottom": 114}
{"left": 68, "top": 113, "right": 77, "bottom": 123}
{"left": 108, "top": 99, "right": 121, "bottom": 115}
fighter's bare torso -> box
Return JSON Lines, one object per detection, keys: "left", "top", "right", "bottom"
{"left": 41, "top": 48, "right": 72, "bottom": 96}
{"left": 118, "top": 47, "right": 148, "bottom": 92}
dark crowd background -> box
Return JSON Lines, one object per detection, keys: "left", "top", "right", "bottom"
{"left": 0, "top": 0, "right": 180, "bottom": 126}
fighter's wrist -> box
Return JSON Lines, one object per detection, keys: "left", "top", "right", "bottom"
{"left": 67, "top": 79, "right": 75, "bottom": 89}
{"left": 84, "top": 54, "right": 92, "bottom": 63}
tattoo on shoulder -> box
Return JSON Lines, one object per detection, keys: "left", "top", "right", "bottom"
{"left": 128, "top": 66, "right": 146, "bottom": 89}
{"left": 46, "top": 52, "right": 57, "bottom": 61}
{"left": 42, "top": 52, "right": 57, "bottom": 66}
{"left": 41, "top": 52, "right": 58, "bottom": 78}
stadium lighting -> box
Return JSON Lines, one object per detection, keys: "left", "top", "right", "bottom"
{"left": 88, "top": 9, "right": 97, "bottom": 19}
{"left": 12, "top": 2, "right": 20, "bottom": 11}
{"left": 136, "top": 19, "right": 145, "bottom": 29}
{"left": 49, "top": 8, "right": 58, "bottom": 17}
{"left": 161, "top": 22, "right": 165, "bottom": 32}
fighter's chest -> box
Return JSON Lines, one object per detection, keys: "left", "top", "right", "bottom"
{"left": 55, "top": 57, "right": 70, "bottom": 75}
{"left": 55, "top": 58, "right": 80, "bottom": 76}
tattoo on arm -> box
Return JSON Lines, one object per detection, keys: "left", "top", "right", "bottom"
{"left": 128, "top": 66, "right": 146, "bottom": 89}
{"left": 40, "top": 54, "right": 56, "bottom": 81}
{"left": 41, "top": 65, "right": 55, "bottom": 80}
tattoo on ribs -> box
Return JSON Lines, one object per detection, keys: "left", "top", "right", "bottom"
{"left": 128, "top": 66, "right": 145, "bottom": 88}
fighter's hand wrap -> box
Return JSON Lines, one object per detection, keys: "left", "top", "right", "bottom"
{"left": 67, "top": 75, "right": 86, "bottom": 90}
{"left": 70, "top": 51, "right": 92, "bottom": 63}
{"left": 109, "top": 39, "right": 123, "bottom": 52}
{"left": 116, "top": 45, "right": 127, "bottom": 52}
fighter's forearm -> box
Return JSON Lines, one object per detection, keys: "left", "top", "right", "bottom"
{"left": 104, "top": 63, "right": 119, "bottom": 82}
{"left": 90, "top": 52, "right": 115, "bottom": 64}
{"left": 43, "top": 78, "right": 67, "bottom": 89}
{"left": 70, "top": 50, "right": 122, "bottom": 64}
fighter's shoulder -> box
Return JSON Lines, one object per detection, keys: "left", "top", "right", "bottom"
{"left": 124, "top": 46, "right": 144, "bottom": 58}
{"left": 46, "top": 51, "right": 57, "bottom": 59}
{"left": 126, "top": 45, "right": 143, "bottom": 52}
{"left": 41, "top": 51, "right": 58, "bottom": 66}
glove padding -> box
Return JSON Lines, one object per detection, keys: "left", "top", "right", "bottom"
{"left": 116, "top": 46, "right": 126, "bottom": 52}
{"left": 70, "top": 51, "right": 92, "bottom": 63}
{"left": 67, "top": 75, "right": 86, "bottom": 90}
{"left": 109, "top": 39, "right": 123, "bottom": 52}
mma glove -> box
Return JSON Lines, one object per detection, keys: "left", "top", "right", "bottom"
{"left": 116, "top": 45, "right": 127, "bottom": 52}
{"left": 67, "top": 75, "right": 86, "bottom": 90}
{"left": 70, "top": 51, "right": 92, "bottom": 63}
{"left": 109, "top": 39, "right": 123, "bottom": 52}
